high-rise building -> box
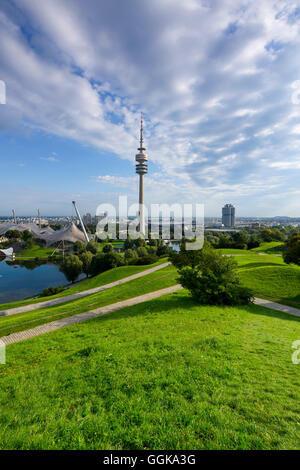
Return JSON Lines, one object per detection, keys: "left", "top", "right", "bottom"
{"left": 222, "top": 204, "right": 236, "bottom": 227}
{"left": 135, "top": 113, "right": 148, "bottom": 235}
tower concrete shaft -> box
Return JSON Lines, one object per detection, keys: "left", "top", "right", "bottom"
{"left": 135, "top": 113, "right": 148, "bottom": 236}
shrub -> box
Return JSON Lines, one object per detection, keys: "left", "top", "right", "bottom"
{"left": 39, "top": 286, "right": 64, "bottom": 297}
{"left": 133, "top": 254, "right": 158, "bottom": 265}
{"left": 175, "top": 245, "right": 253, "bottom": 306}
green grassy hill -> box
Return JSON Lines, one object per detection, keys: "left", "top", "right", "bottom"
{"left": 0, "top": 290, "right": 299, "bottom": 450}
{"left": 0, "top": 258, "right": 168, "bottom": 311}
{"left": 0, "top": 265, "right": 177, "bottom": 338}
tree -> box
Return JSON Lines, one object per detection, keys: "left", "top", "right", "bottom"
{"left": 90, "top": 252, "right": 123, "bottom": 276}
{"left": 283, "top": 234, "right": 300, "bottom": 266}
{"left": 60, "top": 255, "right": 83, "bottom": 283}
{"left": 137, "top": 246, "right": 148, "bottom": 257}
{"left": 124, "top": 237, "right": 134, "bottom": 250}
{"left": 73, "top": 241, "right": 86, "bottom": 255}
{"left": 86, "top": 240, "right": 98, "bottom": 254}
{"left": 174, "top": 245, "right": 253, "bottom": 305}
{"left": 103, "top": 244, "right": 113, "bottom": 253}
{"left": 124, "top": 248, "right": 137, "bottom": 263}
{"left": 80, "top": 251, "right": 93, "bottom": 277}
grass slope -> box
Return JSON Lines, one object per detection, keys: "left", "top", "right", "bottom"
{"left": 0, "top": 290, "right": 299, "bottom": 450}
{"left": 0, "top": 265, "right": 177, "bottom": 337}
{"left": 0, "top": 258, "right": 168, "bottom": 311}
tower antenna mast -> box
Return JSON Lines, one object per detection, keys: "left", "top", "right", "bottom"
{"left": 135, "top": 112, "right": 148, "bottom": 236}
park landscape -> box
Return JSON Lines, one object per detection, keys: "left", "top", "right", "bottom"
{"left": 0, "top": 231, "right": 299, "bottom": 450}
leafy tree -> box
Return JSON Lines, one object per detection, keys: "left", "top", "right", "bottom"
{"left": 6, "top": 230, "right": 22, "bottom": 240}
{"left": 80, "top": 251, "right": 93, "bottom": 277}
{"left": 283, "top": 234, "right": 300, "bottom": 266}
{"left": 90, "top": 252, "right": 123, "bottom": 276}
{"left": 73, "top": 241, "right": 86, "bottom": 255}
{"left": 174, "top": 245, "right": 253, "bottom": 305}
{"left": 60, "top": 255, "right": 83, "bottom": 283}
{"left": 103, "top": 244, "right": 113, "bottom": 253}
{"left": 86, "top": 240, "right": 98, "bottom": 254}
{"left": 124, "top": 237, "right": 134, "bottom": 250}
{"left": 124, "top": 248, "right": 137, "bottom": 262}
{"left": 137, "top": 246, "right": 148, "bottom": 257}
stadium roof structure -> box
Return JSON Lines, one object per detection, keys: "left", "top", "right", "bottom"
{"left": 0, "top": 222, "right": 54, "bottom": 237}
{"left": 40, "top": 222, "right": 88, "bottom": 246}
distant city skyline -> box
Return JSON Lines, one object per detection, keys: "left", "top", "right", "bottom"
{"left": 1, "top": 1, "right": 300, "bottom": 217}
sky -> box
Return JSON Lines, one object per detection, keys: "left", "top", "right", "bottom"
{"left": 1, "top": 0, "right": 300, "bottom": 217}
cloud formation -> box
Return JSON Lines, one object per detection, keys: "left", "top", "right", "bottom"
{"left": 1, "top": 0, "right": 300, "bottom": 215}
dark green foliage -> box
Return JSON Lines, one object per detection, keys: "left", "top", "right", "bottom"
{"left": 79, "top": 251, "right": 93, "bottom": 277}
{"left": 137, "top": 246, "right": 148, "bottom": 257}
{"left": 60, "top": 255, "right": 83, "bottom": 283}
{"left": 73, "top": 241, "right": 86, "bottom": 255}
{"left": 134, "top": 254, "right": 159, "bottom": 265}
{"left": 283, "top": 234, "right": 300, "bottom": 266}
{"left": 39, "top": 286, "right": 64, "bottom": 297}
{"left": 102, "top": 244, "right": 113, "bottom": 253}
{"left": 175, "top": 245, "right": 253, "bottom": 305}
{"left": 90, "top": 252, "right": 123, "bottom": 276}
{"left": 86, "top": 240, "right": 98, "bottom": 254}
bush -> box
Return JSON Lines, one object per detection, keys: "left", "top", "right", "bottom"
{"left": 175, "top": 245, "right": 253, "bottom": 306}
{"left": 133, "top": 254, "right": 158, "bottom": 265}
{"left": 39, "top": 286, "right": 64, "bottom": 297}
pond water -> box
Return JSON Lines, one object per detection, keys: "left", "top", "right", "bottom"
{"left": 0, "top": 259, "right": 84, "bottom": 304}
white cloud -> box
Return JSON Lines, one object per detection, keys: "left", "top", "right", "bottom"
{"left": 1, "top": 0, "right": 300, "bottom": 214}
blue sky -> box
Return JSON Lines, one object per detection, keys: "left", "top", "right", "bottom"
{"left": 1, "top": 0, "right": 300, "bottom": 217}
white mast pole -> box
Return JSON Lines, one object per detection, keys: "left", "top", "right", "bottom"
{"left": 72, "top": 201, "right": 89, "bottom": 243}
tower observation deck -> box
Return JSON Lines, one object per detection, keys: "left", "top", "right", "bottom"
{"left": 136, "top": 113, "right": 148, "bottom": 235}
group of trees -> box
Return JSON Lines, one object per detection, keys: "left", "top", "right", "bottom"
{"left": 205, "top": 227, "right": 286, "bottom": 250}
{"left": 60, "top": 237, "right": 171, "bottom": 283}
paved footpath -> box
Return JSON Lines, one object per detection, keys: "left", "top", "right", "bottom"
{"left": 0, "top": 285, "right": 183, "bottom": 346}
{"left": 0, "top": 262, "right": 171, "bottom": 317}
{"left": 254, "top": 297, "right": 300, "bottom": 318}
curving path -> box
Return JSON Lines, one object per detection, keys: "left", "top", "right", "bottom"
{"left": 0, "top": 262, "right": 171, "bottom": 317}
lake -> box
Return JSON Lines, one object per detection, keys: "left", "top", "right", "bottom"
{"left": 0, "top": 259, "right": 84, "bottom": 304}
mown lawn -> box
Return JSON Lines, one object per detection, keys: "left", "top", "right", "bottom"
{"left": 0, "top": 258, "right": 168, "bottom": 311}
{"left": 0, "top": 265, "right": 177, "bottom": 337}
{"left": 0, "top": 290, "right": 299, "bottom": 450}
{"left": 15, "top": 244, "right": 54, "bottom": 259}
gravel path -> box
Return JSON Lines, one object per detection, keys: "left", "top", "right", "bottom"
{"left": 0, "top": 262, "right": 171, "bottom": 317}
